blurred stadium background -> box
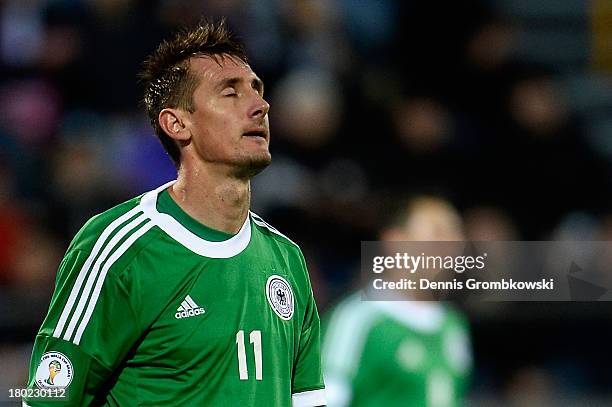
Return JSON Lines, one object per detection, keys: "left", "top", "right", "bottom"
{"left": 1, "top": 0, "right": 612, "bottom": 405}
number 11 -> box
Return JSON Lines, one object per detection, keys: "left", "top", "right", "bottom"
{"left": 236, "top": 330, "right": 262, "bottom": 380}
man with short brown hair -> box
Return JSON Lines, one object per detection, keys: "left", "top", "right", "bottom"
{"left": 24, "top": 20, "right": 326, "bottom": 406}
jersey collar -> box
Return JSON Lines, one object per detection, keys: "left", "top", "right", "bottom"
{"left": 139, "top": 180, "right": 252, "bottom": 258}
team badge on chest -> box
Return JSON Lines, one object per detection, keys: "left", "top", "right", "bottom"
{"left": 266, "top": 275, "right": 294, "bottom": 320}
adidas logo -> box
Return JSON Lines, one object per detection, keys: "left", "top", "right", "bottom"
{"left": 175, "top": 295, "right": 206, "bottom": 319}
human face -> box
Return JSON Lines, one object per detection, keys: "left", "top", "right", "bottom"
{"left": 184, "top": 55, "right": 271, "bottom": 178}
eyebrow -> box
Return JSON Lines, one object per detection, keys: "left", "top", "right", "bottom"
{"left": 216, "top": 76, "right": 264, "bottom": 93}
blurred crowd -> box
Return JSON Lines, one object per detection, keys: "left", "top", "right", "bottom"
{"left": 2, "top": 0, "right": 612, "bottom": 405}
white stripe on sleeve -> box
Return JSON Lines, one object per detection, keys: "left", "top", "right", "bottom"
{"left": 292, "top": 389, "right": 326, "bottom": 407}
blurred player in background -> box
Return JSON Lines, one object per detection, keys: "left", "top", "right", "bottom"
{"left": 23, "top": 20, "right": 325, "bottom": 406}
{"left": 322, "top": 196, "right": 472, "bottom": 406}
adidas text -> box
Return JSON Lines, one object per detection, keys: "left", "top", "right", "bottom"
{"left": 175, "top": 308, "right": 205, "bottom": 319}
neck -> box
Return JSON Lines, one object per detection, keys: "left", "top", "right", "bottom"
{"left": 169, "top": 164, "right": 251, "bottom": 235}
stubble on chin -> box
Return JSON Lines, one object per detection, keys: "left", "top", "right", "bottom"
{"left": 232, "top": 153, "right": 272, "bottom": 179}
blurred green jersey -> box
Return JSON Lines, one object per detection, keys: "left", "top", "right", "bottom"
{"left": 322, "top": 293, "right": 471, "bottom": 407}
{"left": 24, "top": 181, "right": 325, "bottom": 406}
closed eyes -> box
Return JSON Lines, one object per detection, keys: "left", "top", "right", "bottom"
{"left": 222, "top": 87, "right": 238, "bottom": 97}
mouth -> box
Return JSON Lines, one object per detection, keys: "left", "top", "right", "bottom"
{"left": 242, "top": 129, "right": 268, "bottom": 140}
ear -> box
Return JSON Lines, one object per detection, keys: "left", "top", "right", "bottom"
{"left": 158, "top": 108, "right": 191, "bottom": 141}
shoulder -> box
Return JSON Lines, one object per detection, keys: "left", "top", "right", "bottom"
{"left": 323, "top": 293, "right": 380, "bottom": 339}
{"left": 249, "top": 212, "right": 316, "bottom": 293}
{"left": 65, "top": 194, "right": 161, "bottom": 273}
{"left": 250, "top": 211, "right": 303, "bottom": 255}
{"left": 442, "top": 303, "right": 471, "bottom": 332}
{"left": 67, "top": 195, "right": 143, "bottom": 252}
{"left": 322, "top": 293, "right": 381, "bottom": 370}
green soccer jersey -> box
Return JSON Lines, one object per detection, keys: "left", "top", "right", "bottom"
{"left": 322, "top": 293, "right": 471, "bottom": 407}
{"left": 23, "top": 181, "right": 326, "bottom": 406}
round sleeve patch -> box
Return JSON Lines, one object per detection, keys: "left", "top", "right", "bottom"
{"left": 265, "top": 275, "right": 294, "bottom": 320}
{"left": 35, "top": 351, "right": 74, "bottom": 389}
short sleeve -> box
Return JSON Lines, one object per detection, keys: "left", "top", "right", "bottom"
{"left": 23, "top": 249, "right": 143, "bottom": 406}
{"left": 291, "top": 254, "right": 326, "bottom": 407}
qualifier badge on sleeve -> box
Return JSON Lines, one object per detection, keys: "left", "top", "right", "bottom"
{"left": 35, "top": 351, "right": 74, "bottom": 389}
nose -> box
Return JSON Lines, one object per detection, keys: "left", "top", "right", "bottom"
{"left": 249, "top": 94, "right": 270, "bottom": 119}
